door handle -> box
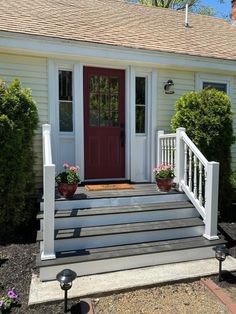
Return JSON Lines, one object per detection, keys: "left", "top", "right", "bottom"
{"left": 120, "top": 129, "right": 125, "bottom": 147}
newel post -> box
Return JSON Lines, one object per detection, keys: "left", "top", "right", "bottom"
{"left": 175, "top": 128, "right": 185, "bottom": 191}
{"left": 203, "top": 161, "right": 219, "bottom": 240}
{"left": 156, "top": 130, "right": 164, "bottom": 166}
{"left": 41, "top": 124, "right": 56, "bottom": 260}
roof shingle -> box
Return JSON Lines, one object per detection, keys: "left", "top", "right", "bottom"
{"left": 0, "top": 0, "right": 236, "bottom": 61}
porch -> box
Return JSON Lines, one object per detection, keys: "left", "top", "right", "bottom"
{"left": 37, "top": 125, "right": 226, "bottom": 281}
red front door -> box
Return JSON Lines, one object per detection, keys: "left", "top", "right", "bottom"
{"left": 84, "top": 67, "right": 125, "bottom": 179}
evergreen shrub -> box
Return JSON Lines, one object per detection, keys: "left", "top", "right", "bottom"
{"left": 0, "top": 79, "right": 39, "bottom": 241}
{"left": 171, "top": 88, "right": 235, "bottom": 220}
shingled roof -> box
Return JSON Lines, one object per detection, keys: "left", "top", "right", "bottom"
{"left": 0, "top": 0, "right": 236, "bottom": 61}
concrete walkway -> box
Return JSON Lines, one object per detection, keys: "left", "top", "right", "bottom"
{"left": 28, "top": 256, "right": 236, "bottom": 305}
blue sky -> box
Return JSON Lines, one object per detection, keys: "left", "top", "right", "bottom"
{"left": 200, "top": 0, "right": 231, "bottom": 17}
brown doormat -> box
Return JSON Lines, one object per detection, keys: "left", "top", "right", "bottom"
{"left": 85, "top": 183, "right": 134, "bottom": 191}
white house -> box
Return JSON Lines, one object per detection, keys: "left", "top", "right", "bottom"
{"left": 0, "top": 0, "right": 235, "bottom": 281}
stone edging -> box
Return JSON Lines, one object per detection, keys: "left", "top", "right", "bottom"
{"left": 201, "top": 278, "right": 236, "bottom": 314}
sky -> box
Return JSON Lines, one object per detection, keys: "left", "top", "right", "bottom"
{"left": 200, "top": 0, "right": 231, "bottom": 18}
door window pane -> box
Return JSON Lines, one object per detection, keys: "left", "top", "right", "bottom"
{"left": 203, "top": 82, "right": 227, "bottom": 93}
{"left": 89, "top": 75, "right": 119, "bottom": 127}
{"left": 135, "top": 77, "right": 146, "bottom": 134}
{"left": 59, "top": 70, "right": 73, "bottom": 132}
{"left": 59, "top": 101, "right": 73, "bottom": 132}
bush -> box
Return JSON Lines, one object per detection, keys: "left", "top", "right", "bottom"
{"left": 0, "top": 79, "right": 39, "bottom": 241}
{"left": 171, "top": 88, "right": 235, "bottom": 220}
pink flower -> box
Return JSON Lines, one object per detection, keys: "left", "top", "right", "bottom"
{"left": 63, "top": 163, "right": 69, "bottom": 169}
{"left": 69, "top": 166, "right": 77, "bottom": 171}
{"left": 76, "top": 165, "right": 80, "bottom": 170}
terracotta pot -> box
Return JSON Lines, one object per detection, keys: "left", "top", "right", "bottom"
{"left": 58, "top": 183, "right": 78, "bottom": 198}
{"left": 156, "top": 178, "right": 173, "bottom": 192}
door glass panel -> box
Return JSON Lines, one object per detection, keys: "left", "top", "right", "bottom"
{"left": 59, "top": 101, "right": 73, "bottom": 132}
{"left": 89, "top": 75, "right": 119, "bottom": 127}
{"left": 110, "top": 77, "right": 119, "bottom": 93}
{"left": 90, "top": 76, "right": 99, "bottom": 93}
{"left": 135, "top": 77, "right": 146, "bottom": 134}
{"left": 100, "top": 76, "right": 109, "bottom": 93}
{"left": 90, "top": 110, "right": 99, "bottom": 126}
{"left": 110, "top": 95, "right": 118, "bottom": 111}
{"left": 59, "top": 70, "right": 73, "bottom": 132}
{"left": 90, "top": 94, "right": 99, "bottom": 110}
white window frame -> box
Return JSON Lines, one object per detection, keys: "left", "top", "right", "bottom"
{"left": 135, "top": 75, "right": 148, "bottom": 135}
{"left": 195, "top": 73, "right": 233, "bottom": 98}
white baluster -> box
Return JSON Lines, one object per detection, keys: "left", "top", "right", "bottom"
{"left": 165, "top": 139, "right": 168, "bottom": 165}
{"left": 170, "top": 138, "right": 174, "bottom": 166}
{"left": 184, "top": 143, "right": 188, "bottom": 184}
{"left": 161, "top": 139, "right": 164, "bottom": 164}
{"left": 199, "top": 162, "right": 203, "bottom": 206}
{"left": 193, "top": 155, "right": 197, "bottom": 198}
{"left": 188, "top": 149, "right": 193, "bottom": 192}
{"left": 167, "top": 138, "right": 170, "bottom": 165}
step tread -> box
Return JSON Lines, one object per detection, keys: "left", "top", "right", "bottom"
{"left": 37, "top": 217, "right": 204, "bottom": 241}
{"left": 37, "top": 201, "right": 194, "bottom": 220}
{"left": 37, "top": 236, "right": 226, "bottom": 267}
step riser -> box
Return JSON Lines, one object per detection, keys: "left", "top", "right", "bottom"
{"left": 40, "top": 208, "right": 199, "bottom": 230}
{"left": 54, "top": 193, "right": 188, "bottom": 210}
{"left": 39, "top": 245, "right": 215, "bottom": 281}
{"left": 52, "top": 226, "right": 204, "bottom": 251}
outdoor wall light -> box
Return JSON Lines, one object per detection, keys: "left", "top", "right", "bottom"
{"left": 56, "top": 268, "right": 77, "bottom": 313}
{"left": 164, "top": 80, "right": 175, "bottom": 94}
{"left": 214, "top": 245, "right": 229, "bottom": 282}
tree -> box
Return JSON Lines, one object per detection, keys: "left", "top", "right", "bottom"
{"left": 171, "top": 89, "right": 235, "bottom": 220}
{"left": 0, "top": 79, "right": 39, "bottom": 242}
{"left": 138, "top": 0, "right": 225, "bottom": 16}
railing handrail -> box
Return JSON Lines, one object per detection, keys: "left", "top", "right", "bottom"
{"left": 181, "top": 132, "right": 208, "bottom": 167}
{"left": 157, "top": 127, "right": 219, "bottom": 240}
{"left": 158, "top": 133, "right": 176, "bottom": 139}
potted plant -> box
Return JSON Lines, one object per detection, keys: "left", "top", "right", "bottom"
{"left": 153, "top": 164, "right": 175, "bottom": 192}
{"left": 55, "top": 163, "right": 80, "bottom": 198}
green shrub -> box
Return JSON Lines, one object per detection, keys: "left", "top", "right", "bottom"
{"left": 0, "top": 79, "right": 39, "bottom": 241}
{"left": 171, "top": 88, "right": 235, "bottom": 220}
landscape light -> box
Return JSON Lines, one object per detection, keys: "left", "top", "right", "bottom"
{"left": 56, "top": 269, "right": 77, "bottom": 313}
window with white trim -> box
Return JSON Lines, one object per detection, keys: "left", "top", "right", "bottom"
{"left": 58, "top": 70, "right": 73, "bottom": 132}
{"left": 196, "top": 73, "right": 232, "bottom": 96}
{"left": 202, "top": 82, "right": 227, "bottom": 93}
{"left": 135, "top": 77, "right": 147, "bottom": 134}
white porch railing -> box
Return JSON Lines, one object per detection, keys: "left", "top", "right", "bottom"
{"left": 41, "top": 124, "right": 56, "bottom": 260}
{"left": 157, "top": 127, "right": 219, "bottom": 240}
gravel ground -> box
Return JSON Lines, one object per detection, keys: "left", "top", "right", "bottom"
{"left": 92, "top": 281, "right": 229, "bottom": 314}
{"left": 0, "top": 221, "right": 235, "bottom": 313}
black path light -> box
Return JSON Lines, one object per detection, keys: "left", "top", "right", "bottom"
{"left": 56, "top": 269, "right": 77, "bottom": 313}
{"left": 214, "top": 245, "right": 229, "bottom": 282}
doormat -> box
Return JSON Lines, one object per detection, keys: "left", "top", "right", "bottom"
{"left": 85, "top": 183, "right": 134, "bottom": 191}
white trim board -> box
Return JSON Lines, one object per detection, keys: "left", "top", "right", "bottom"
{"left": 1, "top": 31, "right": 236, "bottom": 74}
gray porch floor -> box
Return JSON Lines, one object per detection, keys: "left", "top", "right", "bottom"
{"left": 55, "top": 183, "right": 179, "bottom": 201}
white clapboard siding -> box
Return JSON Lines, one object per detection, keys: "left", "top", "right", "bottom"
{"left": 157, "top": 69, "right": 195, "bottom": 130}
{"left": 0, "top": 53, "right": 48, "bottom": 187}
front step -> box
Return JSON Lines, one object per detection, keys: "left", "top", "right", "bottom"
{"left": 37, "top": 217, "right": 204, "bottom": 251}
{"left": 37, "top": 236, "right": 226, "bottom": 281}
{"left": 38, "top": 201, "right": 198, "bottom": 229}
{"left": 37, "top": 186, "right": 221, "bottom": 282}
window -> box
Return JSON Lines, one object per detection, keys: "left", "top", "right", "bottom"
{"left": 135, "top": 77, "right": 146, "bottom": 134}
{"left": 89, "top": 75, "right": 119, "bottom": 127}
{"left": 59, "top": 70, "right": 73, "bottom": 132}
{"left": 203, "top": 82, "right": 227, "bottom": 93}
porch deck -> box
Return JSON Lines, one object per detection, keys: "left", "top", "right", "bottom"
{"left": 55, "top": 183, "right": 179, "bottom": 200}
